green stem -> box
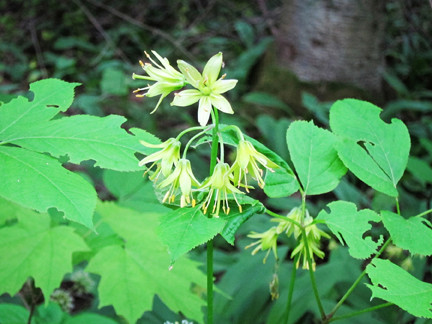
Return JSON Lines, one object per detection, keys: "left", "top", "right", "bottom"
{"left": 325, "top": 237, "right": 392, "bottom": 321}
{"left": 265, "top": 209, "right": 302, "bottom": 228}
{"left": 175, "top": 125, "right": 206, "bottom": 141}
{"left": 182, "top": 128, "right": 210, "bottom": 159}
{"left": 206, "top": 107, "right": 219, "bottom": 324}
{"left": 327, "top": 303, "right": 393, "bottom": 323}
{"left": 415, "top": 208, "right": 432, "bottom": 218}
{"left": 395, "top": 197, "right": 401, "bottom": 215}
{"left": 284, "top": 254, "right": 300, "bottom": 324}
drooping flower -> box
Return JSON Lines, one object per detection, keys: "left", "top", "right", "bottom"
{"left": 133, "top": 50, "right": 186, "bottom": 113}
{"left": 272, "top": 207, "right": 304, "bottom": 238}
{"left": 290, "top": 215, "right": 330, "bottom": 271}
{"left": 171, "top": 52, "right": 238, "bottom": 126}
{"left": 245, "top": 227, "right": 279, "bottom": 264}
{"left": 157, "top": 159, "right": 201, "bottom": 207}
{"left": 200, "top": 162, "right": 244, "bottom": 217}
{"left": 230, "top": 140, "right": 279, "bottom": 190}
{"left": 138, "top": 138, "right": 181, "bottom": 181}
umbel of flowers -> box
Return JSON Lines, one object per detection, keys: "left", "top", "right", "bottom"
{"left": 134, "top": 51, "right": 277, "bottom": 217}
{"left": 133, "top": 50, "right": 328, "bottom": 271}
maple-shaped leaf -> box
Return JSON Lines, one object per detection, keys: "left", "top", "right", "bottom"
{"left": 330, "top": 99, "right": 410, "bottom": 197}
{"left": 7, "top": 115, "right": 159, "bottom": 172}
{"left": 0, "top": 79, "right": 79, "bottom": 141}
{"left": 381, "top": 211, "right": 432, "bottom": 256}
{"left": 367, "top": 259, "right": 432, "bottom": 318}
{"left": 0, "top": 146, "right": 96, "bottom": 229}
{"left": 317, "top": 201, "right": 383, "bottom": 259}
{"left": 156, "top": 206, "right": 227, "bottom": 265}
{"left": 86, "top": 202, "right": 206, "bottom": 324}
{"left": 0, "top": 208, "right": 89, "bottom": 301}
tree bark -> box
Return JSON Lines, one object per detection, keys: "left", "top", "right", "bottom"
{"left": 276, "top": 0, "right": 385, "bottom": 98}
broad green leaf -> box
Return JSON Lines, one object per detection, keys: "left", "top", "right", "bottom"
{"left": 366, "top": 259, "right": 432, "bottom": 318}
{"left": 66, "top": 313, "right": 119, "bottom": 324}
{"left": 9, "top": 115, "right": 156, "bottom": 171}
{"left": 287, "top": 120, "right": 347, "bottom": 195}
{"left": 330, "top": 99, "right": 410, "bottom": 197}
{"left": 0, "top": 79, "right": 80, "bottom": 141}
{"left": 156, "top": 206, "right": 227, "bottom": 264}
{"left": 0, "top": 146, "right": 96, "bottom": 229}
{"left": 382, "top": 211, "right": 432, "bottom": 256}
{"left": 335, "top": 138, "right": 398, "bottom": 196}
{"left": 219, "top": 196, "right": 265, "bottom": 245}
{"left": 0, "top": 304, "right": 32, "bottom": 324}
{"left": 317, "top": 201, "right": 382, "bottom": 259}
{"left": 0, "top": 211, "right": 89, "bottom": 301}
{"left": 86, "top": 202, "right": 206, "bottom": 324}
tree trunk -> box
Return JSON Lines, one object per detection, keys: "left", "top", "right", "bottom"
{"left": 276, "top": 0, "right": 385, "bottom": 98}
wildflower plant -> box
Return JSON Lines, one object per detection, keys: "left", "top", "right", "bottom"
{"left": 0, "top": 51, "right": 432, "bottom": 324}
{"left": 133, "top": 51, "right": 432, "bottom": 324}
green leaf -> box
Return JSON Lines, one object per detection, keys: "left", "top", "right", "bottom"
{"left": 317, "top": 201, "right": 382, "bottom": 259}
{"left": 366, "top": 259, "right": 432, "bottom": 319}
{"left": 86, "top": 202, "right": 206, "bottom": 324}
{"left": 219, "top": 197, "right": 265, "bottom": 245}
{"left": 330, "top": 99, "right": 410, "bottom": 197}
{"left": 157, "top": 206, "right": 227, "bottom": 264}
{"left": 382, "top": 211, "right": 432, "bottom": 256}
{"left": 0, "top": 79, "right": 80, "bottom": 141}
{"left": 0, "top": 304, "right": 32, "bottom": 324}
{"left": 0, "top": 211, "right": 89, "bottom": 301}
{"left": 287, "top": 120, "right": 347, "bottom": 195}
{"left": 9, "top": 115, "right": 155, "bottom": 172}
{"left": 0, "top": 146, "right": 96, "bottom": 229}
{"left": 66, "top": 313, "right": 119, "bottom": 324}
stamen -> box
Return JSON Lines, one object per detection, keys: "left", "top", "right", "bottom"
{"left": 162, "top": 191, "right": 170, "bottom": 203}
{"left": 139, "top": 60, "right": 145, "bottom": 68}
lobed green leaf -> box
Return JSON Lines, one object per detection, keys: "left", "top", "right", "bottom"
{"left": 0, "top": 210, "right": 89, "bottom": 301}
{"left": 382, "top": 211, "right": 432, "bottom": 256}
{"left": 0, "top": 146, "right": 96, "bottom": 229}
{"left": 330, "top": 99, "right": 410, "bottom": 197}
{"left": 366, "top": 259, "right": 432, "bottom": 318}
{"left": 317, "top": 201, "right": 382, "bottom": 259}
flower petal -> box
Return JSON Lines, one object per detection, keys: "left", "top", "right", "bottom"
{"left": 203, "top": 52, "right": 222, "bottom": 85}
{"left": 210, "top": 94, "right": 234, "bottom": 114}
{"left": 177, "top": 60, "right": 202, "bottom": 87}
{"left": 198, "top": 96, "right": 212, "bottom": 126}
{"left": 171, "top": 89, "right": 202, "bottom": 107}
{"left": 211, "top": 79, "right": 238, "bottom": 94}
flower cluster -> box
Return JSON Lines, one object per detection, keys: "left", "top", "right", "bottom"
{"left": 138, "top": 136, "right": 278, "bottom": 216}
{"left": 246, "top": 207, "right": 329, "bottom": 270}
{"left": 133, "top": 51, "right": 237, "bottom": 126}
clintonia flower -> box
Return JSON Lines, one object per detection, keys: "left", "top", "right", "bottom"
{"left": 133, "top": 51, "right": 186, "bottom": 113}
{"left": 230, "top": 140, "right": 279, "bottom": 190}
{"left": 171, "top": 52, "right": 238, "bottom": 126}
{"left": 157, "top": 159, "right": 201, "bottom": 207}
{"left": 272, "top": 207, "right": 304, "bottom": 238}
{"left": 245, "top": 227, "right": 279, "bottom": 264}
{"left": 200, "top": 162, "right": 244, "bottom": 217}
{"left": 138, "top": 138, "right": 181, "bottom": 181}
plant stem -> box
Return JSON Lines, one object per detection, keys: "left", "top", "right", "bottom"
{"left": 265, "top": 209, "right": 302, "bottom": 228}
{"left": 206, "top": 108, "right": 219, "bottom": 324}
{"left": 327, "top": 302, "right": 393, "bottom": 323}
{"left": 325, "top": 237, "right": 392, "bottom": 322}
{"left": 415, "top": 208, "right": 432, "bottom": 218}
{"left": 284, "top": 254, "right": 300, "bottom": 324}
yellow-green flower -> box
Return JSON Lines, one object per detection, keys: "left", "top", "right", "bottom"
{"left": 200, "top": 162, "right": 244, "bottom": 217}
{"left": 138, "top": 138, "right": 181, "bottom": 181}
{"left": 245, "top": 227, "right": 279, "bottom": 264}
{"left": 171, "top": 52, "right": 238, "bottom": 126}
{"left": 290, "top": 215, "right": 330, "bottom": 271}
{"left": 157, "top": 159, "right": 201, "bottom": 207}
{"left": 133, "top": 50, "right": 186, "bottom": 113}
{"left": 230, "top": 140, "right": 279, "bottom": 190}
{"left": 272, "top": 206, "right": 303, "bottom": 238}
